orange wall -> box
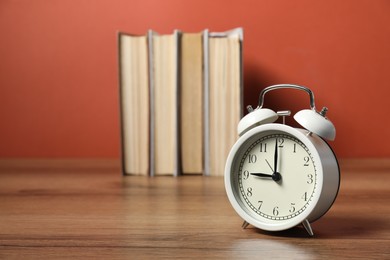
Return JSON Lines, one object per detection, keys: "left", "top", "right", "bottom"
{"left": 1, "top": 0, "right": 389, "bottom": 158}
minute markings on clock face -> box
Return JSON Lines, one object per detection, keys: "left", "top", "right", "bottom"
{"left": 237, "top": 133, "right": 317, "bottom": 221}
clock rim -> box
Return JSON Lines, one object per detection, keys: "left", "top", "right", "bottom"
{"left": 224, "top": 123, "right": 326, "bottom": 231}
{"left": 298, "top": 129, "right": 340, "bottom": 223}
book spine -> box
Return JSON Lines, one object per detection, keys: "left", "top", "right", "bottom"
{"left": 236, "top": 29, "right": 244, "bottom": 120}
{"left": 117, "top": 32, "right": 127, "bottom": 176}
{"left": 148, "top": 30, "right": 155, "bottom": 177}
{"left": 203, "top": 29, "right": 210, "bottom": 177}
{"left": 206, "top": 28, "right": 244, "bottom": 176}
{"left": 173, "top": 29, "right": 181, "bottom": 177}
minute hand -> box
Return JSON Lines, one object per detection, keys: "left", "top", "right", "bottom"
{"left": 274, "top": 138, "right": 278, "bottom": 174}
{"left": 272, "top": 139, "right": 282, "bottom": 182}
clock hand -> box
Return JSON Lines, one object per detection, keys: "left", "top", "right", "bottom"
{"left": 271, "top": 139, "right": 282, "bottom": 182}
{"left": 274, "top": 138, "right": 278, "bottom": 174}
{"left": 265, "top": 159, "right": 274, "bottom": 172}
{"left": 250, "top": 172, "right": 273, "bottom": 178}
{"left": 250, "top": 172, "right": 281, "bottom": 182}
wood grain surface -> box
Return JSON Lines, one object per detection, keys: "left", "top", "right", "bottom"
{"left": 0, "top": 159, "right": 389, "bottom": 259}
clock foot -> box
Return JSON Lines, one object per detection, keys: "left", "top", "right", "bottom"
{"left": 242, "top": 221, "right": 250, "bottom": 229}
{"left": 302, "top": 219, "right": 314, "bottom": 237}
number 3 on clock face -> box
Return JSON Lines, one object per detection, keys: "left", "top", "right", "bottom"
{"left": 239, "top": 134, "right": 316, "bottom": 221}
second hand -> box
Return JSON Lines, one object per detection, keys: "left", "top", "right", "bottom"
{"left": 265, "top": 159, "right": 274, "bottom": 172}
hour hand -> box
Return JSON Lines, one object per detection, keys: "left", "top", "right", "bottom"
{"left": 250, "top": 172, "right": 282, "bottom": 182}
{"left": 250, "top": 172, "right": 273, "bottom": 178}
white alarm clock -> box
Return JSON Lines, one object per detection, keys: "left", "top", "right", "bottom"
{"left": 224, "top": 84, "right": 340, "bottom": 236}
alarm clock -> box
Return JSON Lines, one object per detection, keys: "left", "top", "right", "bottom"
{"left": 224, "top": 84, "right": 340, "bottom": 236}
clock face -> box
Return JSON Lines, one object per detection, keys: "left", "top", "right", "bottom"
{"left": 231, "top": 131, "right": 318, "bottom": 224}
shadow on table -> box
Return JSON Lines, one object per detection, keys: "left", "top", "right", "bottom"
{"left": 248, "top": 214, "right": 386, "bottom": 239}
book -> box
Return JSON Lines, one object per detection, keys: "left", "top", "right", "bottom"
{"left": 204, "top": 28, "right": 243, "bottom": 176}
{"left": 148, "top": 30, "right": 180, "bottom": 176}
{"left": 118, "top": 32, "right": 150, "bottom": 175}
{"left": 179, "top": 31, "right": 205, "bottom": 174}
{"left": 118, "top": 28, "right": 243, "bottom": 177}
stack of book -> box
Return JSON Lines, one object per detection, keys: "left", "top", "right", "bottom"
{"left": 118, "top": 28, "right": 243, "bottom": 176}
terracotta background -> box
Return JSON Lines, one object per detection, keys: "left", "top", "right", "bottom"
{"left": 1, "top": 0, "right": 389, "bottom": 159}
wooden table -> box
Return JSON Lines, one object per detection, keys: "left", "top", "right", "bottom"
{"left": 0, "top": 159, "right": 389, "bottom": 259}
